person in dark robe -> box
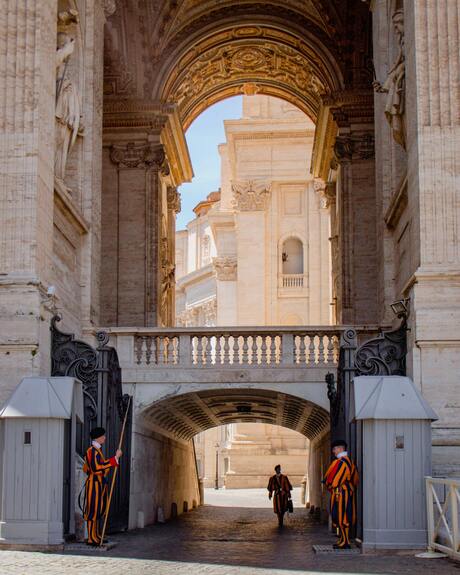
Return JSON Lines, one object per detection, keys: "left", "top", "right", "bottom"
{"left": 267, "top": 464, "right": 293, "bottom": 528}
{"left": 82, "top": 427, "right": 122, "bottom": 546}
{"left": 323, "top": 439, "right": 359, "bottom": 549}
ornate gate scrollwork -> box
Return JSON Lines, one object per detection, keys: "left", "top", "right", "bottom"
{"left": 354, "top": 319, "right": 407, "bottom": 376}
{"left": 51, "top": 315, "right": 132, "bottom": 532}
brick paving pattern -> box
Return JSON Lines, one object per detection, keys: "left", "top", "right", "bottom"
{"left": 0, "top": 489, "right": 458, "bottom": 575}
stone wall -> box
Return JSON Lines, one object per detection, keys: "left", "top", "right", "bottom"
{"left": 129, "top": 422, "right": 201, "bottom": 529}
{"left": 305, "top": 431, "right": 330, "bottom": 518}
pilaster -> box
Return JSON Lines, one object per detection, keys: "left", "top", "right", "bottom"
{"left": 403, "top": 0, "right": 460, "bottom": 475}
{"left": 0, "top": 1, "right": 57, "bottom": 405}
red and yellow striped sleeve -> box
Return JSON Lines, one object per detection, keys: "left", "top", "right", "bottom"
{"left": 87, "top": 447, "right": 118, "bottom": 473}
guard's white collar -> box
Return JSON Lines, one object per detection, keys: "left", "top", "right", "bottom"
{"left": 337, "top": 451, "right": 348, "bottom": 459}
{"left": 92, "top": 440, "right": 101, "bottom": 449}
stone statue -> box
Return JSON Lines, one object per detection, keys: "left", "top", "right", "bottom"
{"left": 373, "top": 9, "right": 406, "bottom": 150}
{"left": 55, "top": 10, "right": 83, "bottom": 188}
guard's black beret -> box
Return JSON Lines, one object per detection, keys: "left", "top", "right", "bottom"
{"left": 331, "top": 439, "right": 347, "bottom": 449}
{"left": 90, "top": 427, "right": 106, "bottom": 440}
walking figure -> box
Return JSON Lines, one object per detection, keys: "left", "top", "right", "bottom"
{"left": 323, "top": 439, "right": 359, "bottom": 549}
{"left": 82, "top": 427, "right": 122, "bottom": 546}
{"left": 267, "top": 464, "right": 292, "bottom": 528}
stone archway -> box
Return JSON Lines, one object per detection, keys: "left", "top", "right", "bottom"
{"left": 129, "top": 385, "right": 330, "bottom": 528}
{"left": 101, "top": 0, "right": 378, "bottom": 330}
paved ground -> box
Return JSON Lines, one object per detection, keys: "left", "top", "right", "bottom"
{"left": 0, "top": 489, "right": 459, "bottom": 575}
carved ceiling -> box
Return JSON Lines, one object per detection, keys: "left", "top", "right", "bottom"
{"left": 142, "top": 389, "right": 329, "bottom": 441}
{"left": 104, "top": 0, "right": 372, "bottom": 126}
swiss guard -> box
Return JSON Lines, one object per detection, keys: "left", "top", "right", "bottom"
{"left": 267, "top": 464, "right": 293, "bottom": 528}
{"left": 323, "top": 439, "right": 359, "bottom": 549}
{"left": 81, "top": 427, "right": 122, "bottom": 546}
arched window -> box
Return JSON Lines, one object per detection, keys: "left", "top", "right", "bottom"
{"left": 281, "top": 237, "right": 304, "bottom": 275}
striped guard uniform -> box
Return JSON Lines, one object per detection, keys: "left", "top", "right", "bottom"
{"left": 82, "top": 445, "right": 118, "bottom": 545}
{"left": 267, "top": 474, "right": 292, "bottom": 517}
{"left": 324, "top": 455, "right": 359, "bottom": 548}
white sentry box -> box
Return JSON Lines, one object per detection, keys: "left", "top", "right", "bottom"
{"left": 352, "top": 375, "right": 438, "bottom": 551}
{"left": 0, "top": 377, "right": 83, "bottom": 546}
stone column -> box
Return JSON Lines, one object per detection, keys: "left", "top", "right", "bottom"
{"left": 403, "top": 0, "right": 460, "bottom": 475}
{"left": 0, "top": 1, "right": 56, "bottom": 405}
{"left": 102, "top": 142, "right": 165, "bottom": 326}
{"left": 332, "top": 130, "right": 378, "bottom": 325}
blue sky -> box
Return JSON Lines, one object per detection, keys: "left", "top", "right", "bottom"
{"left": 177, "top": 96, "right": 243, "bottom": 230}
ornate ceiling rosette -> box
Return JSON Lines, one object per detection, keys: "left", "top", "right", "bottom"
{"left": 156, "top": 25, "right": 343, "bottom": 128}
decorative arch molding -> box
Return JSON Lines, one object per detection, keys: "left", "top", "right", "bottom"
{"left": 154, "top": 23, "right": 345, "bottom": 128}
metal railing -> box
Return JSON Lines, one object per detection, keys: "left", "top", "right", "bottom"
{"left": 426, "top": 476, "right": 460, "bottom": 560}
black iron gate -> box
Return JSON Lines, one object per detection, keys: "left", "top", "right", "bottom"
{"left": 51, "top": 315, "right": 132, "bottom": 533}
{"left": 327, "top": 321, "right": 407, "bottom": 538}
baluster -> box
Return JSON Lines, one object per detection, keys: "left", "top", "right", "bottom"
{"left": 157, "top": 336, "right": 165, "bottom": 365}
{"left": 318, "top": 334, "right": 325, "bottom": 364}
{"left": 145, "top": 336, "right": 153, "bottom": 365}
{"left": 205, "top": 335, "right": 212, "bottom": 365}
{"left": 215, "top": 335, "right": 222, "bottom": 365}
{"left": 307, "top": 335, "right": 315, "bottom": 365}
{"left": 299, "top": 334, "right": 307, "bottom": 365}
{"left": 293, "top": 335, "right": 299, "bottom": 364}
{"left": 196, "top": 336, "right": 204, "bottom": 366}
{"left": 167, "top": 337, "right": 175, "bottom": 364}
{"left": 223, "top": 335, "right": 230, "bottom": 365}
{"left": 333, "top": 335, "right": 340, "bottom": 363}
{"left": 231, "top": 335, "right": 238, "bottom": 364}
{"left": 191, "top": 336, "right": 197, "bottom": 365}
{"left": 249, "top": 336, "right": 256, "bottom": 365}
{"left": 261, "top": 336, "right": 268, "bottom": 365}
{"left": 242, "top": 336, "right": 249, "bottom": 364}
{"left": 204, "top": 335, "right": 212, "bottom": 365}
{"left": 267, "top": 335, "right": 276, "bottom": 365}
{"left": 325, "top": 335, "right": 333, "bottom": 365}
{"left": 135, "top": 336, "right": 143, "bottom": 365}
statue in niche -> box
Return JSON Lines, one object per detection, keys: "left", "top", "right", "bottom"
{"left": 55, "top": 9, "right": 83, "bottom": 190}
{"left": 373, "top": 9, "right": 406, "bottom": 150}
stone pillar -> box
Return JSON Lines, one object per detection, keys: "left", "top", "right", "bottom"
{"left": 403, "top": 0, "right": 460, "bottom": 475}
{"left": 213, "top": 257, "right": 238, "bottom": 325}
{"left": 232, "top": 180, "right": 271, "bottom": 325}
{"left": 0, "top": 1, "right": 56, "bottom": 405}
{"left": 332, "top": 128, "right": 378, "bottom": 325}
{"left": 102, "top": 142, "right": 165, "bottom": 326}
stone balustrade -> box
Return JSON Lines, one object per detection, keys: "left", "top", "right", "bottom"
{"left": 281, "top": 274, "right": 306, "bottom": 288}
{"left": 109, "top": 327, "right": 342, "bottom": 368}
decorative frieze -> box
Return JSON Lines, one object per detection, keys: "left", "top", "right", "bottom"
{"left": 109, "top": 142, "right": 165, "bottom": 169}
{"left": 213, "top": 256, "right": 237, "bottom": 281}
{"left": 232, "top": 180, "right": 271, "bottom": 211}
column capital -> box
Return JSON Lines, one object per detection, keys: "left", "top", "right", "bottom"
{"left": 231, "top": 180, "right": 271, "bottom": 211}
{"left": 213, "top": 256, "right": 237, "bottom": 281}
{"left": 333, "top": 132, "right": 375, "bottom": 163}
{"left": 109, "top": 142, "right": 165, "bottom": 169}
{"left": 314, "top": 178, "right": 336, "bottom": 209}
{"left": 167, "top": 186, "right": 181, "bottom": 214}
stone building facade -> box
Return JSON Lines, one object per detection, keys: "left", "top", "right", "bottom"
{"left": 1, "top": 0, "right": 460, "bottom": 540}
{"left": 176, "top": 95, "right": 327, "bottom": 488}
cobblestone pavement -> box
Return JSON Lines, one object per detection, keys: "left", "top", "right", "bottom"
{"left": 1, "top": 489, "right": 459, "bottom": 575}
